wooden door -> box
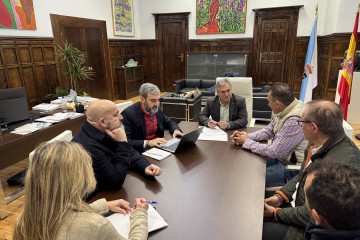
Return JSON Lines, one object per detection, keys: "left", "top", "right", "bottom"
{"left": 153, "top": 13, "right": 189, "bottom": 92}
{"left": 50, "top": 14, "right": 113, "bottom": 100}
{"left": 251, "top": 6, "right": 302, "bottom": 87}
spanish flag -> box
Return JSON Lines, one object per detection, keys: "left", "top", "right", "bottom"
{"left": 338, "top": 7, "right": 359, "bottom": 120}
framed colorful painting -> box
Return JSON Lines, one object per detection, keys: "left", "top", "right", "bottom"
{"left": 111, "top": 0, "right": 135, "bottom": 36}
{"left": 0, "top": 0, "right": 37, "bottom": 29}
{"left": 196, "top": 0, "right": 247, "bottom": 34}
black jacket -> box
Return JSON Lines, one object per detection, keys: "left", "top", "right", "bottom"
{"left": 72, "top": 120, "right": 150, "bottom": 191}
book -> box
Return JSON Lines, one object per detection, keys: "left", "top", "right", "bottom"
{"left": 142, "top": 148, "right": 172, "bottom": 161}
{"left": 106, "top": 204, "right": 168, "bottom": 237}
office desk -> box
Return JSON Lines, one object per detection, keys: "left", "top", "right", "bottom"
{"left": 0, "top": 113, "right": 86, "bottom": 219}
{"left": 92, "top": 122, "right": 266, "bottom": 240}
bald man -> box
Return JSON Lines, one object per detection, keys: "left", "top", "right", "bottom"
{"left": 72, "top": 100, "right": 162, "bottom": 191}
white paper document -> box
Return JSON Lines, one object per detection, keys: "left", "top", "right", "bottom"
{"left": 107, "top": 204, "right": 168, "bottom": 238}
{"left": 142, "top": 148, "right": 172, "bottom": 161}
{"left": 35, "top": 112, "right": 84, "bottom": 123}
{"left": 32, "top": 103, "right": 60, "bottom": 112}
{"left": 11, "top": 122, "right": 52, "bottom": 135}
{"left": 198, "top": 126, "right": 228, "bottom": 141}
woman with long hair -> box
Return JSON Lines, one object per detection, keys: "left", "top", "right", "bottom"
{"left": 13, "top": 141, "right": 148, "bottom": 240}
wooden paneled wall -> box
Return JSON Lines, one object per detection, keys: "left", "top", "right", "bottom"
{"left": 0, "top": 34, "right": 356, "bottom": 106}
{"left": 108, "top": 40, "right": 157, "bottom": 99}
{"left": 0, "top": 37, "right": 60, "bottom": 107}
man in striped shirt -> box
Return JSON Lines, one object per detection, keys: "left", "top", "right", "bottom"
{"left": 231, "top": 83, "right": 308, "bottom": 187}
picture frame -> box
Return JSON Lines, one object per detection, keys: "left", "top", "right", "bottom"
{"left": 196, "top": 0, "right": 247, "bottom": 34}
{"left": 111, "top": 0, "right": 135, "bottom": 37}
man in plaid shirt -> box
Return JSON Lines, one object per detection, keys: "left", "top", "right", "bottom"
{"left": 231, "top": 83, "right": 308, "bottom": 187}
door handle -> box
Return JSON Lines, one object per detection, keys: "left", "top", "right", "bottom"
{"left": 259, "top": 53, "right": 263, "bottom": 63}
{"left": 178, "top": 53, "right": 184, "bottom": 62}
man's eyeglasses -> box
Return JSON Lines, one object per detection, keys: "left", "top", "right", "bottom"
{"left": 297, "top": 120, "right": 313, "bottom": 125}
{"left": 218, "top": 89, "right": 231, "bottom": 95}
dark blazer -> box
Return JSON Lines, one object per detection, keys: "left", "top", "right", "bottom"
{"left": 198, "top": 94, "right": 248, "bottom": 129}
{"left": 121, "top": 102, "right": 181, "bottom": 153}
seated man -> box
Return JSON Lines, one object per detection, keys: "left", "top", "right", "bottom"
{"left": 262, "top": 100, "right": 360, "bottom": 240}
{"left": 304, "top": 161, "right": 360, "bottom": 239}
{"left": 231, "top": 83, "right": 308, "bottom": 187}
{"left": 198, "top": 78, "right": 248, "bottom": 130}
{"left": 72, "top": 99, "right": 162, "bottom": 191}
{"left": 121, "top": 83, "right": 183, "bottom": 153}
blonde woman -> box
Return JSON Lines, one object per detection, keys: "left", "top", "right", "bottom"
{"left": 13, "top": 141, "right": 148, "bottom": 240}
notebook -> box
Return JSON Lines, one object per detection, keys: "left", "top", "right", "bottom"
{"left": 107, "top": 204, "right": 168, "bottom": 237}
{"left": 142, "top": 148, "right": 172, "bottom": 161}
{"left": 159, "top": 127, "right": 204, "bottom": 153}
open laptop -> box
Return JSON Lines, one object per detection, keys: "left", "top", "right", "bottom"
{"left": 159, "top": 127, "right": 204, "bottom": 153}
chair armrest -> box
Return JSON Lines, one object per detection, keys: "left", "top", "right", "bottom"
{"left": 286, "top": 165, "right": 301, "bottom": 170}
{"left": 174, "top": 79, "right": 185, "bottom": 93}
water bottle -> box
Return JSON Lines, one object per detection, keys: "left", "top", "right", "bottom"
{"left": 61, "top": 96, "right": 67, "bottom": 112}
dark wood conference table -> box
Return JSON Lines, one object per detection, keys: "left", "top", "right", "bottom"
{"left": 0, "top": 111, "right": 85, "bottom": 171}
{"left": 93, "top": 122, "right": 267, "bottom": 240}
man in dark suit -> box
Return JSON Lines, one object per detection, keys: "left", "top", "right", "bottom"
{"left": 198, "top": 78, "right": 248, "bottom": 129}
{"left": 121, "top": 83, "right": 183, "bottom": 153}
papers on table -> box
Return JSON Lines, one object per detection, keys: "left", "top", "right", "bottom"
{"left": 142, "top": 148, "right": 172, "bottom": 161}
{"left": 35, "top": 112, "right": 84, "bottom": 123}
{"left": 50, "top": 96, "right": 99, "bottom": 105}
{"left": 107, "top": 204, "right": 168, "bottom": 238}
{"left": 198, "top": 126, "right": 228, "bottom": 141}
{"left": 11, "top": 122, "right": 52, "bottom": 135}
{"left": 32, "top": 103, "right": 60, "bottom": 112}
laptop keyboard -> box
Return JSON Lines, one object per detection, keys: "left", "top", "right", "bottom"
{"left": 162, "top": 138, "right": 180, "bottom": 152}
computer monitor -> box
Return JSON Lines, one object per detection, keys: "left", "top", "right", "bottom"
{"left": 0, "top": 87, "right": 30, "bottom": 126}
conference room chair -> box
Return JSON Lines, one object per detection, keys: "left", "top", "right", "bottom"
{"left": 116, "top": 101, "right": 133, "bottom": 114}
{"left": 29, "top": 130, "right": 73, "bottom": 162}
{"left": 216, "top": 77, "right": 255, "bottom": 127}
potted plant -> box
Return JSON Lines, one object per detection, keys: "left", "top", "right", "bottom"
{"left": 56, "top": 40, "right": 94, "bottom": 94}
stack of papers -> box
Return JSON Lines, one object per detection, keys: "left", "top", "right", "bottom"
{"left": 198, "top": 126, "right": 228, "bottom": 141}
{"left": 35, "top": 112, "right": 84, "bottom": 123}
{"left": 51, "top": 96, "right": 99, "bottom": 105}
{"left": 11, "top": 122, "right": 52, "bottom": 135}
{"left": 32, "top": 103, "right": 60, "bottom": 112}
{"left": 107, "top": 205, "right": 168, "bottom": 238}
{"left": 142, "top": 148, "right": 172, "bottom": 161}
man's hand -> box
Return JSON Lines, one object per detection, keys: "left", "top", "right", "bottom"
{"left": 145, "top": 164, "right": 162, "bottom": 176}
{"left": 217, "top": 121, "right": 229, "bottom": 129}
{"left": 172, "top": 129, "right": 183, "bottom": 138}
{"left": 107, "top": 199, "right": 132, "bottom": 215}
{"left": 105, "top": 128, "right": 127, "bottom": 142}
{"left": 133, "top": 198, "right": 149, "bottom": 211}
{"left": 230, "top": 130, "right": 249, "bottom": 145}
{"left": 264, "top": 202, "right": 276, "bottom": 221}
{"left": 148, "top": 138, "right": 167, "bottom": 148}
{"left": 264, "top": 195, "right": 282, "bottom": 208}
{"left": 208, "top": 120, "right": 218, "bottom": 128}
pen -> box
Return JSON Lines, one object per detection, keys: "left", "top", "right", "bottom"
{"left": 147, "top": 201, "right": 158, "bottom": 204}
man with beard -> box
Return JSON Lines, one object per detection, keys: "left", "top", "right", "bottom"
{"left": 72, "top": 99, "right": 162, "bottom": 192}
{"left": 121, "top": 83, "right": 183, "bottom": 153}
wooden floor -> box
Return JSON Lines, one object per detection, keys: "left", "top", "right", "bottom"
{"left": 0, "top": 95, "right": 359, "bottom": 239}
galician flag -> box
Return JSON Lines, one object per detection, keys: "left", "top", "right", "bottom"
{"left": 299, "top": 15, "right": 318, "bottom": 103}
{"left": 338, "top": 7, "right": 359, "bottom": 120}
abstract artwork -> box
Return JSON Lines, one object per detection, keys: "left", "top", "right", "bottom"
{"left": 0, "top": 0, "right": 37, "bottom": 29}
{"left": 196, "top": 0, "right": 246, "bottom": 34}
{"left": 111, "top": 0, "right": 134, "bottom": 36}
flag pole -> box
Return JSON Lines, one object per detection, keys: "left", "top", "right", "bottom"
{"left": 316, "top": 4, "right": 318, "bottom": 16}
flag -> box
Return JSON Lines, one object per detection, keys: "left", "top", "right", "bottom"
{"left": 299, "top": 15, "right": 318, "bottom": 103}
{"left": 338, "top": 9, "right": 359, "bottom": 120}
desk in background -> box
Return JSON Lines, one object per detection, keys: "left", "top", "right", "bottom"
{"left": 92, "top": 122, "right": 266, "bottom": 240}
{"left": 0, "top": 112, "right": 86, "bottom": 219}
